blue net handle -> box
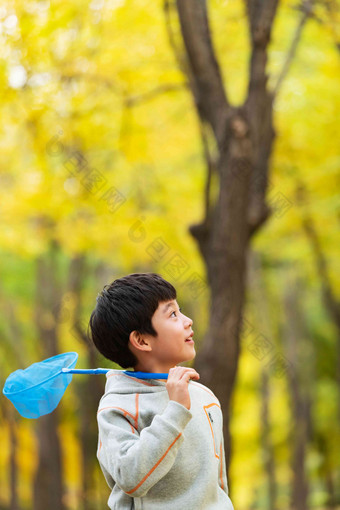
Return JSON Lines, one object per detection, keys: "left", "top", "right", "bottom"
{"left": 62, "top": 368, "right": 168, "bottom": 379}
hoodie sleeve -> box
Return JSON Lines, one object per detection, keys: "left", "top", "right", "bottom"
{"left": 97, "top": 398, "right": 192, "bottom": 498}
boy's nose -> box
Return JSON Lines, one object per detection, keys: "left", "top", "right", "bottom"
{"left": 180, "top": 309, "right": 193, "bottom": 326}
{"left": 185, "top": 316, "right": 193, "bottom": 327}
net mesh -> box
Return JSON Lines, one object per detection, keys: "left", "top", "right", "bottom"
{"left": 3, "top": 352, "right": 78, "bottom": 419}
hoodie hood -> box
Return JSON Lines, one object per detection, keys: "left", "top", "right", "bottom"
{"left": 103, "top": 369, "right": 168, "bottom": 396}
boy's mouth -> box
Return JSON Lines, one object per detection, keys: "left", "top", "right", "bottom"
{"left": 185, "top": 332, "right": 194, "bottom": 342}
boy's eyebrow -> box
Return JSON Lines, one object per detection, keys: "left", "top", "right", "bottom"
{"left": 162, "top": 301, "right": 177, "bottom": 314}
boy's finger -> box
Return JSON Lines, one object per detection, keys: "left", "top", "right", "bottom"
{"left": 170, "top": 367, "right": 198, "bottom": 375}
{"left": 179, "top": 369, "right": 200, "bottom": 381}
{"left": 168, "top": 367, "right": 200, "bottom": 379}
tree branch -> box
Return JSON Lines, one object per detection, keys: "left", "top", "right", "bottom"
{"left": 164, "top": 0, "right": 191, "bottom": 75}
{"left": 175, "top": 0, "right": 230, "bottom": 149}
{"left": 60, "top": 72, "right": 188, "bottom": 107}
{"left": 245, "top": 0, "right": 280, "bottom": 103}
{"left": 313, "top": 0, "right": 340, "bottom": 56}
{"left": 273, "top": 0, "right": 315, "bottom": 98}
{"left": 59, "top": 72, "right": 122, "bottom": 92}
{"left": 165, "top": 0, "right": 220, "bottom": 242}
{"left": 125, "top": 82, "right": 188, "bottom": 107}
{"left": 198, "top": 120, "right": 217, "bottom": 223}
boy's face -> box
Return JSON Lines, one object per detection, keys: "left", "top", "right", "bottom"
{"left": 138, "top": 299, "right": 196, "bottom": 372}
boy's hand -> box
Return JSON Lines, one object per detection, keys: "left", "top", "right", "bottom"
{"left": 166, "top": 367, "right": 200, "bottom": 410}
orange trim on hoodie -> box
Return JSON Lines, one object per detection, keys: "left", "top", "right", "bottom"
{"left": 203, "top": 403, "right": 221, "bottom": 459}
{"left": 190, "top": 381, "right": 218, "bottom": 400}
{"left": 219, "top": 442, "right": 224, "bottom": 490}
{"left": 98, "top": 394, "right": 140, "bottom": 434}
{"left": 125, "top": 433, "right": 182, "bottom": 495}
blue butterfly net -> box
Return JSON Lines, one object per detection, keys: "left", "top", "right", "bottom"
{"left": 3, "top": 352, "right": 78, "bottom": 419}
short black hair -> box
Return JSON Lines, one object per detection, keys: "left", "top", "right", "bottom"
{"left": 88, "top": 273, "right": 177, "bottom": 368}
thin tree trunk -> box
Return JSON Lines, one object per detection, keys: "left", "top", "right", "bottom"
{"left": 33, "top": 240, "right": 65, "bottom": 510}
{"left": 67, "top": 256, "right": 105, "bottom": 510}
{"left": 77, "top": 351, "right": 105, "bottom": 510}
{"left": 282, "top": 273, "right": 312, "bottom": 510}
{"left": 0, "top": 289, "right": 25, "bottom": 510}
{"left": 260, "top": 370, "right": 277, "bottom": 510}
{"left": 33, "top": 411, "right": 64, "bottom": 510}
{"left": 325, "top": 469, "right": 337, "bottom": 509}
{"left": 296, "top": 182, "right": 340, "bottom": 423}
{"left": 0, "top": 398, "right": 21, "bottom": 510}
{"left": 9, "top": 409, "right": 20, "bottom": 510}
{"left": 248, "top": 249, "right": 278, "bottom": 510}
{"left": 315, "top": 433, "right": 337, "bottom": 509}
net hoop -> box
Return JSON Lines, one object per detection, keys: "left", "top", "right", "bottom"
{"left": 3, "top": 352, "right": 79, "bottom": 398}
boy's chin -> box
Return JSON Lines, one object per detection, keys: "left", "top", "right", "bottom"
{"left": 184, "top": 350, "right": 196, "bottom": 362}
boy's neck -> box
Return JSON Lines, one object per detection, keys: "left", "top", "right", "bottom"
{"left": 133, "top": 361, "right": 174, "bottom": 374}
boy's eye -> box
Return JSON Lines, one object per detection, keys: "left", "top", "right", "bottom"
{"left": 170, "top": 308, "right": 182, "bottom": 317}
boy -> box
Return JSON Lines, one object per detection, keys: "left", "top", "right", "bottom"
{"left": 88, "top": 272, "right": 234, "bottom": 510}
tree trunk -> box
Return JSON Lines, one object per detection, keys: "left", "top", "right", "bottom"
{"left": 33, "top": 412, "right": 64, "bottom": 510}
{"left": 173, "top": 0, "right": 280, "bottom": 491}
{"left": 0, "top": 289, "right": 25, "bottom": 510}
{"left": 67, "top": 256, "right": 106, "bottom": 510}
{"left": 33, "top": 240, "right": 65, "bottom": 510}
{"left": 191, "top": 119, "right": 254, "bottom": 479}
{"left": 0, "top": 398, "right": 21, "bottom": 510}
{"left": 282, "top": 273, "right": 312, "bottom": 510}
{"left": 9, "top": 410, "right": 20, "bottom": 510}
{"left": 248, "top": 250, "right": 278, "bottom": 510}
{"left": 315, "top": 433, "right": 337, "bottom": 510}
{"left": 260, "top": 370, "right": 277, "bottom": 510}
{"left": 296, "top": 182, "right": 340, "bottom": 422}
{"left": 77, "top": 351, "right": 105, "bottom": 510}
{"left": 165, "top": 0, "right": 315, "bottom": 498}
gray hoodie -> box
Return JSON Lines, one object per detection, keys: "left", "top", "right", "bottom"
{"left": 96, "top": 370, "right": 235, "bottom": 510}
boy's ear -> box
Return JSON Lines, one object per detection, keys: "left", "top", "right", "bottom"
{"left": 129, "top": 331, "right": 152, "bottom": 352}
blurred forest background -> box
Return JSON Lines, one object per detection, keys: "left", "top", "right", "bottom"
{"left": 0, "top": 0, "right": 339, "bottom": 509}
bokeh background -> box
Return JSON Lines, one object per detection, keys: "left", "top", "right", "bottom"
{"left": 0, "top": 0, "right": 339, "bottom": 509}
